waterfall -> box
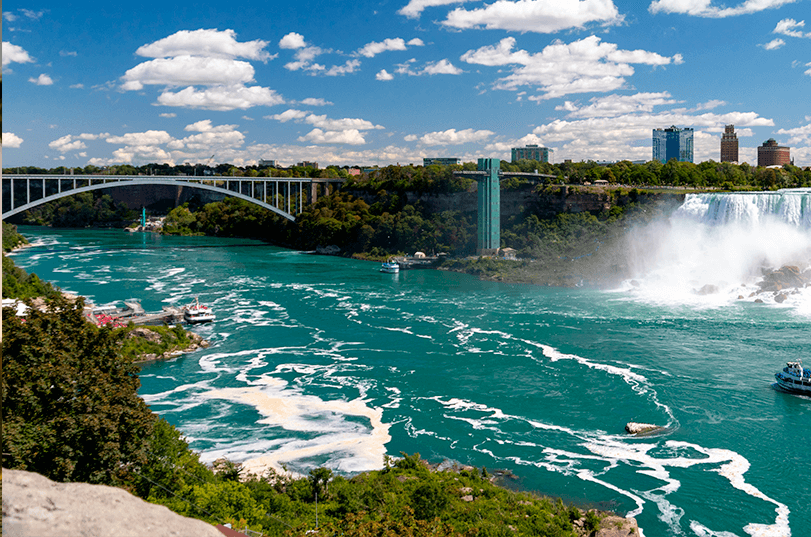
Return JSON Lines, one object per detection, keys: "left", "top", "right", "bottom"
{"left": 622, "top": 189, "right": 811, "bottom": 310}
{"left": 675, "top": 189, "right": 811, "bottom": 228}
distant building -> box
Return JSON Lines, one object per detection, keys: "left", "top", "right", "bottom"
{"left": 720, "top": 125, "right": 738, "bottom": 163}
{"left": 653, "top": 126, "right": 694, "bottom": 163}
{"left": 757, "top": 139, "right": 790, "bottom": 167}
{"left": 423, "top": 157, "right": 461, "bottom": 167}
{"left": 511, "top": 145, "right": 552, "bottom": 163}
{"left": 258, "top": 159, "right": 277, "bottom": 168}
{"left": 296, "top": 161, "right": 319, "bottom": 169}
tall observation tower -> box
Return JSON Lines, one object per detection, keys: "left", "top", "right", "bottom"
{"left": 476, "top": 158, "right": 501, "bottom": 255}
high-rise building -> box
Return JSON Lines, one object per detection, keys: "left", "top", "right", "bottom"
{"left": 652, "top": 126, "right": 694, "bottom": 163}
{"left": 757, "top": 139, "right": 791, "bottom": 167}
{"left": 720, "top": 125, "right": 738, "bottom": 163}
{"left": 423, "top": 157, "right": 461, "bottom": 167}
{"left": 511, "top": 145, "right": 552, "bottom": 163}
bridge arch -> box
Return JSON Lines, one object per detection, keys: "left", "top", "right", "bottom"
{"left": 2, "top": 176, "right": 310, "bottom": 222}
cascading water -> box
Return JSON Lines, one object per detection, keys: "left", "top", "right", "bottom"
{"left": 623, "top": 189, "right": 811, "bottom": 310}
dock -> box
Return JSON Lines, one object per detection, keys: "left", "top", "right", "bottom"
{"left": 85, "top": 299, "right": 183, "bottom": 327}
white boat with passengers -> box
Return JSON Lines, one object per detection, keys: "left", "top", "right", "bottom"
{"left": 184, "top": 297, "right": 215, "bottom": 324}
{"left": 775, "top": 359, "right": 811, "bottom": 394}
{"left": 380, "top": 258, "right": 400, "bottom": 273}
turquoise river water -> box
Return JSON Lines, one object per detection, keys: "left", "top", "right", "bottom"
{"left": 8, "top": 191, "right": 811, "bottom": 537}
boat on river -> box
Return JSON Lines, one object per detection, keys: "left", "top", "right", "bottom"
{"left": 380, "top": 259, "right": 400, "bottom": 273}
{"left": 775, "top": 359, "right": 811, "bottom": 394}
{"left": 184, "top": 298, "right": 215, "bottom": 324}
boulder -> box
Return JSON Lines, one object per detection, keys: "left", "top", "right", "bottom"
{"left": 128, "top": 327, "right": 162, "bottom": 343}
{"left": 595, "top": 515, "right": 640, "bottom": 537}
{"left": 2, "top": 468, "right": 223, "bottom": 537}
{"left": 758, "top": 265, "right": 811, "bottom": 293}
{"left": 461, "top": 495, "right": 474, "bottom": 502}
{"left": 775, "top": 294, "right": 788, "bottom": 303}
{"left": 694, "top": 284, "right": 719, "bottom": 296}
{"left": 625, "top": 422, "right": 662, "bottom": 435}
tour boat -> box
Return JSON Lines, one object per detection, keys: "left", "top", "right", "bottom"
{"left": 380, "top": 259, "right": 400, "bottom": 273}
{"left": 774, "top": 359, "right": 811, "bottom": 394}
{"left": 184, "top": 297, "right": 215, "bottom": 324}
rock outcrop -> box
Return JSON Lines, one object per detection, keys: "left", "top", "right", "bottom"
{"left": 2, "top": 469, "right": 223, "bottom": 537}
{"left": 625, "top": 422, "right": 663, "bottom": 435}
{"left": 758, "top": 265, "right": 811, "bottom": 293}
{"left": 595, "top": 515, "right": 640, "bottom": 537}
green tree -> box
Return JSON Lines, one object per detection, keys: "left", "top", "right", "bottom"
{"left": 2, "top": 296, "right": 155, "bottom": 485}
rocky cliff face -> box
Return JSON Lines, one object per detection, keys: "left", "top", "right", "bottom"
{"left": 2, "top": 469, "right": 223, "bottom": 537}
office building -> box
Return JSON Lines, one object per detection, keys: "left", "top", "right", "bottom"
{"left": 720, "top": 125, "right": 738, "bottom": 163}
{"left": 757, "top": 139, "right": 791, "bottom": 167}
{"left": 423, "top": 157, "right": 461, "bottom": 167}
{"left": 511, "top": 145, "right": 552, "bottom": 163}
{"left": 652, "top": 126, "right": 694, "bottom": 163}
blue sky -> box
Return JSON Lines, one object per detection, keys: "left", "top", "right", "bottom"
{"left": 2, "top": 0, "right": 810, "bottom": 169}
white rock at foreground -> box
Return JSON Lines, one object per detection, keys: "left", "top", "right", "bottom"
{"left": 625, "top": 422, "right": 662, "bottom": 435}
{"left": 2, "top": 469, "right": 223, "bottom": 537}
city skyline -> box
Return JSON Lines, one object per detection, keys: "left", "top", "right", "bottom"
{"left": 2, "top": 0, "right": 811, "bottom": 169}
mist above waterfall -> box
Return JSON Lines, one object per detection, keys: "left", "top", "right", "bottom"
{"left": 621, "top": 190, "right": 811, "bottom": 309}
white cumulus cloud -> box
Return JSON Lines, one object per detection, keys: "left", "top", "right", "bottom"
{"left": 136, "top": 28, "right": 274, "bottom": 61}
{"left": 49, "top": 135, "right": 87, "bottom": 153}
{"left": 267, "top": 109, "right": 310, "bottom": 122}
{"left": 376, "top": 69, "right": 394, "bottom": 81}
{"left": 157, "top": 85, "right": 284, "bottom": 111}
{"left": 298, "top": 128, "right": 367, "bottom": 145}
{"left": 422, "top": 59, "right": 463, "bottom": 75}
{"left": 356, "top": 37, "right": 424, "bottom": 58}
{"left": 443, "top": 0, "right": 623, "bottom": 33}
{"left": 2, "top": 41, "right": 34, "bottom": 66}
{"left": 773, "top": 18, "right": 811, "bottom": 38}
{"left": 760, "top": 38, "right": 786, "bottom": 50}
{"left": 462, "top": 36, "right": 679, "bottom": 99}
{"left": 121, "top": 56, "right": 256, "bottom": 90}
{"left": 300, "top": 98, "right": 333, "bottom": 106}
{"left": 649, "top": 0, "right": 795, "bottom": 18}
{"left": 399, "top": 0, "right": 473, "bottom": 18}
{"left": 417, "top": 128, "right": 495, "bottom": 145}
{"left": 3, "top": 133, "right": 24, "bottom": 148}
{"left": 29, "top": 73, "right": 54, "bottom": 85}
{"left": 325, "top": 59, "right": 361, "bottom": 76}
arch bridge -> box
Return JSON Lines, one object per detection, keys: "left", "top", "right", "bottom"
{"left": 1, "top": 174, "right": 343, "bottom": 222}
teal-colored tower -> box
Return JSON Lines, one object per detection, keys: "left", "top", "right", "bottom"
{"left": 476, "top": 158, "right": 500, "bottom": 255}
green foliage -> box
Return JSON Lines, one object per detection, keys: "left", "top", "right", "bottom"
{"left": 2, "top": 296, "right": 155, "bottom": 485}
{"left": 17, "top": 191, "right": 135, "bottom": 227}
{"left": 3, "top": 222, "right": 29, "bottom": 252}
{"left": 2, "top": 254, "right": 61, "bottom": 300}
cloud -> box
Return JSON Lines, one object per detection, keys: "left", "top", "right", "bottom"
{"left": 156, "top": 85, "right": 284, "bottom": 111}
{"left": 300, "top": 98, "right": 332, "bottom": 106}
{"left": 356, "top": 37, "right": 424, "bottom": 58}
{"left": 325, "top": 59, "right": 361, "bottom": 76}
{"left": 298, "top": 128, "right": 367, "bottom": 145}
{"left": 70, "top": 83, "right": 84, "bottom": 89}
{"left": 416, "top": 128, "right": 495, "bottom": 145}
{"left": 528, "top": 107, "right": 774, "bottom": 162}
{"left": 120, "top": 29, "right": 284, "bottom": 111}
{"left": 399, "top": 0, "right": 473, "bottom": 18}
{"left": 49, "top": 135, "right": 87, "bottom": 153}
{"left": 59, "top": 50, "right": 77, "bottom": 57}
{"left": 555, "top": 92, "right": 680, "bottom": 118}
{"left": 279, "top": 32, "right": 330, "bottom": 73}
{"left": 462, "top": 36, "right": 679, "bottom": 99}
{"left": 422, "top": 59, "right": 463, "bottom": 75}
{"left": 2, "top": 41, "right": 34, "bottom": 66}
{"left": 649, "top": 0, "right": 796, "bottom": 18}
{"left": 121, "top": 56, "right": 257, "bottom": 90}
{"left": 160, "top": 112, "right": 177, "bottom": 117}
{"left": 169, "top": 121, "right": 245, "bottom": 151}
{"left": 106, "top": 130, "right": 174, "bottom": 146}
{"left": 29, "top": 74, "right": 54, "bottom": 85}
{"left": 136, "top": 28, "right": 274, "bottom": 61}
{"left": 267, "top": 109, "right": 310, "bottom": 122}
{"left": 3, "top": 13, "right": 17, "bottom": 22}
{"left": 20, "top": 9, "right": 46, "bottom": 19}
{"left": 305, "top": 114, "right": 384, "bottom": 131}
{"left": 3, "top": 133, "right": 24, "bottom": 148}
{"left": 376, "top": 69, "right": 394, "bottom": 81}
{"left": 393, "top": 58, "right": 464, "bottom": 76}
{"left": 807, "top": 62, "right": 811, "bottom": 76}
{"left": 404, "top": 134, "right": 419, "bottom": 142}
{"left": 773, "top": 18, "right": 811, "bottom": 38}
{"left": 443, "top": 0, "right": 623, "bottom": 33}
{"left": 776, "top": 123, "right": 811, "bottom": 145}
{"left": 760, "top": 38, "right": 786, "bottom": 50}
{"left": 279, "top": 32, "right": 307, "bottom": 49}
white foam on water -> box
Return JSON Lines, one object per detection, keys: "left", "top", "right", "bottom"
{"left": 203, "top": 374, "right": 391, "bottom": 477}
